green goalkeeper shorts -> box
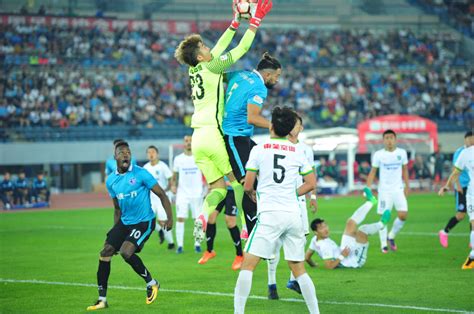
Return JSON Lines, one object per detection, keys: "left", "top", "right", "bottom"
{"left": 192, "top": 127, "right": 232, "bottom": 184}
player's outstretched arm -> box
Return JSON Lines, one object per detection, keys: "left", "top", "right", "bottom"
{"left": 247, "top": 104, "right": 270, "bottom": 129}
{"left": 207, "top": 0, "right": 273, "bottom": 74}
{"left": 297, "top": 172, "right": 316, "bottom": 197}
{"left": 439, "top": 168, "right": 461, "bottom": 196}
{"left": 210, "top": 0, "right": 242, "bottom": 57}
{"left": 305, "top": 249, "right": 318, "bottom": 268}
{"left": 112, "top": 198, "right": 121, "bottom": 225}
{"left": 151, "top": 184, "right": 174, "bottom": 230}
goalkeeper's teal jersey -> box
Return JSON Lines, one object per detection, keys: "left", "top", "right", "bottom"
{"left": 188, "top": 28, "right": 256, "bottom": 129}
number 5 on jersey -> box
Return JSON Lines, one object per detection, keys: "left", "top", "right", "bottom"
{"left": 273, "top": 154, "right": 286, "bottom": 183}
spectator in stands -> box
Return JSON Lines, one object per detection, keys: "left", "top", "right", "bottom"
{"left": 358, "top": 160, "right": 372, "bottom": 181}
{"left": 14, "top": 170, "right": 30, "bottom": 206}
{"left": 413, "top": 155, "right": 432, "bottom": 191}
{"left": 430, "top": 146, "right": 446, "bottom": 183}
{"left": 1, "top": 172, "right": 14, "bottom": 209}
{"left": 32, "top": 172, "right": 50, "bottom": 204}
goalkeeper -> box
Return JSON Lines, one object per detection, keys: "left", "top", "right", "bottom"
{"left": 174, "top": 0, "right": 273, "bottom": 243}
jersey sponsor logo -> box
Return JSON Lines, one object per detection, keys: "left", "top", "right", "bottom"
{"left": 264, "top": 143, "right": 296, "bottom": 152}
{"left": 252, "top": 95, "right": 263, "bottom": 104}
{"left": 129, "top": 178, "right": 137, "bottom": 185}
{"left": 117, "top": 190, "right": 138, "bottom": 200}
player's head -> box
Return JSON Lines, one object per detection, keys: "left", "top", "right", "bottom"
{"left": 113, "top": 138, "right": 124, "bottom": 147}
{"left": 175, "top": 34, "right": 211, "bottom": 67}
{"left": 114, "top": 141, "right": 131, "bottom": 173}
{"left": 147, "top": 145, "right": 159, "bottom": 162}
{"left": 257, "top": 52, "right": 282, "bottom": 89}
{"left": 311, "top": 218, "right": 329, "bottom": 239}
{"left": 464, "top": 131, "right": 474, "bottom": 147}
{"left": 18, "top": 170, "right": 25, "bottom": 179}
{"left": 36, "top": 172, "right": 44, "bottom": 180}
{"left": 270, "top": 107, "right": 297, "bottom": 138}
{"left": 3, "top": 172, "right": 10, "bottom": 180}
{"left": 382, "top": 129, "right": 397, "bottom": 151}
{"left": 184, "top": 135, "right": 192, "bottom": 152}
{"left": 288, "top": 113, "right": 303, "bottom": 142}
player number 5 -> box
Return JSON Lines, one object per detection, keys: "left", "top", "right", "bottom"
{"left": 273, "top": 154, "right": 286, "bottom": 184}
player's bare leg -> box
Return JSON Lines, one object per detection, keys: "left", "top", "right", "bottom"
{"left": 287, "top": 261, "right": 320, "bottom": 314}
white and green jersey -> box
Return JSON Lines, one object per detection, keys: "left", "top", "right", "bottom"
{"left": 246, "top": 138, "right": 313, "bottom": 215}
{"left": 189, "top": 28, "right": 256, "bottom": 129}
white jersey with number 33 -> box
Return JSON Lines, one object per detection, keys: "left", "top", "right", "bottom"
{"left": 246, "top": 138, "right": 313, "bottom": 214}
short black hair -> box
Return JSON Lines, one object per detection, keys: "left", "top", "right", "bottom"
{"left": 383, "top": 129, "right": 396, "bottom": 138}
{"left": 310, "top": 218, "right": 325, "bottom": 232}
{"left": 114, "top": 141, "right": 129, "bottom": 152}
{"left": 147, "top": 145, "right": 159, "bottom": 153}
{"left": 296, "top": 113, "right": 302, "bottom": 124}
{"left": 271, "top": 107, "right": 297, "bottom": 137}
{"left": 257, "top": 52, "right": 281, "bottom": 71}
{"left": 465, "top": 131, "right": 473, "bottom": 138}
{"left": 113, "top": 138, "right": 125, "bottom": 146}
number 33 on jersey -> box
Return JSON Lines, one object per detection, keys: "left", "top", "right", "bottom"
{"left": 245, "top": 138, "right": 313, "bottom": 214}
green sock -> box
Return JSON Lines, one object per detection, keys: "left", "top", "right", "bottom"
{"left": 230, "top": 180, "right": 244, "bottom": 219}
{"left": 202, "top": 188, "right": 227, "bottom": 217}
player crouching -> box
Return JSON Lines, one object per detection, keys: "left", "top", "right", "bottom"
{"left": 305, "top": 189, "right": 390, "bottom": 269}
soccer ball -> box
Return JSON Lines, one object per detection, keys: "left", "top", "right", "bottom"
{"left": 235, "top": 0, "right": 257, "bottom": 20}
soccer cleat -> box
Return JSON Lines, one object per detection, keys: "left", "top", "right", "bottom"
{"left": 168, "top": 243, "right": 175, "bottom": 250}
{"left": 86, "top": 300, "right": 108, "bottom": 311}
{"left": 158, "top": 229, "right": 164, "bottom": 244}
{"left": 381, "top": 246, "right": 389, "bottom": 254}
{"left": 286, "top": 280, "right": 302, "bottom": 295}
{"left": 146, "top": 283, "right": 159, "bottom": 305}
{"left": 388, "top": 238, "right": 397, "bottom": 251}
{"left": 240, "top": 228, "right": 249, "bottom": 241}
{"left": 231, "top": 255, "right": 244, "bottom": 271}
{"left": 193, "top": 214, "right": 207, "bottom": 243}
{"left": 195, "top": 245, "right": 202, "bottom": 253}
{"left": 198, "top": 250, "right": 216, "bottom": 264}
{"left": 381, "top": 210, "right": 391, "bottom": 225}
{"left": 176, "top": 246, "right": 183, "bottom": 254}
{"left": 268, "top": 284, "right": 279, "bottom": 300}
{"left": 363, "top": 187, "right": 377, "bottom": 205}
{"left": 461, "top": 257, "right": 474, "bottom": 270}
{"left": 438, "top": 230, "right": 448, "bottom": 248}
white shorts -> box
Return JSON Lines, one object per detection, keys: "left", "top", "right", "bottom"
{"left": 245, "top": 211, "right": 306, "bottom": 262}
{"left": 340, "top": 235, "right": 369, "bottom": 268}
{"left": 176, "top": 197, "right": 202, "bottom": 219}
{"left": 151, "top": 199, "right": 168, "bottom": 221}
{"left": 377, "top": 189, "right": 408, "bottom": 214}
{"left": 299, "top": 197, "right": 309, "bottom": 235}
{"left": 467, "top": 194, "right": 474, "bottom": 221}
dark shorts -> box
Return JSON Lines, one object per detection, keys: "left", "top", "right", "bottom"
{"left": 216, "top": 190, "right": 238, "bottom": 216}
{"left": 224, "top": 135, "right": 257, "bottom": 182}
{"left": 456, "top": 187, "right": 468, "bottom": 213}
{"left": 106, "top": 218, "right": 156, "bottom": 253}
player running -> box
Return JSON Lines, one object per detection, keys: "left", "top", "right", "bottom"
{"left": 266, "top": 114, "right": 317, "bottom": 299}
{"left": 223, "top": 52, "right": 281, "bottom": 240}
{"left": 174, "top": 0, "right": 273, "bottom": 244}
{"left": 305, "top": 191, "right": 390, "bottom": 270}
{"left": 143, "top": 145, "right": 175, "bottom": 250}
{"left": 87, "top": 141, "right": 173, "bottom": 311}
{"left": 234, "top": 107, "right": 320, "bottom": 314}
{"left": 171, "top": 135, "right": 206, "bottom": 254}
{"left": 439, "top": 131, "right": 473, "bottom": 248}
{"left": 366, "top": 130, "right": 410, "bottom": 253}
{"left": 439, "top": 142, "right": 474, "bottom": 269}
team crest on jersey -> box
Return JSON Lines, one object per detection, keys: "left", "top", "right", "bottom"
{"left": 397, "top": 156, "right": 401, "bottom": 160}
{"left": 129, "top": 178, "right": 136, "bottom": 185}
{"left": 220, "top": 55, "right": 228, "bottom": 61}
{"left": 253, "top": 95, "right": 263, "bottom": 104}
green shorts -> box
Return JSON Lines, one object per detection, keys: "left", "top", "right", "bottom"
{"left": 192, "top": 127, "right": 232, "bottom": 184}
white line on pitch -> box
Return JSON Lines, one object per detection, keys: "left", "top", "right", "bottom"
{"left": 0, "top": 278, "right": 472, "bottom": 313}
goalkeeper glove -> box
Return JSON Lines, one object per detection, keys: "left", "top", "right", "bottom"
{"left": 250, "top": 0, "right": 273, "bottom": 28}
{"left": 230, "top": 0, "right": 241, "bottom": 30}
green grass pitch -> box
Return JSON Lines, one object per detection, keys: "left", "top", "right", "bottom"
{"left": 1, "top": 193, "right": 473, "bottom": 313}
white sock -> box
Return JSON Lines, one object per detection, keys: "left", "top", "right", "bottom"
{"left": 296, "top": 273, "right": 320, "bottom": 314}
{"left": 470, "top": 231, "right": 474, "bottom": 259}
{"left": 290, "top": 271, "right": 296, "bottom": 281}
{"left": 98, "top": 296, "right": 106, "bottom": 302}
{"left": 155, "top": 223, "right": 162, "bottom": 232}
{"left": 164, "top": 229, "right": 174, "bottom": 244}
{"left": 194, "top": 240, "right": 201, "bottom": 247}
{"left": 359, "top": 222, "right": 384, "bottom": 236}
{"left": 388, "top": 218, "right": 406, "bottom": 239}
{"left": 234, "top": 270, "right": 253, "bottom": 314}
{"left": 146, "top": 279, "right": 157, "bottom": 287}
{"left": 379, "top": 226, "right": 388, "bottom": 248}
{"left": 350, "top": 201, "right": 373, "bottom": 225}
{"left": 176, "top": 221, "right": 185, "bottom": 248}
{"left": 267, "top": 250, "right": 280, "bottom": 285}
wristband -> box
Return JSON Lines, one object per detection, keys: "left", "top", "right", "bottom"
{"left": 310, "top": 194, "right": 317, "bottom": 201}
{"left": 230, "top": 20, "right": 240, "bottom": 30}
{"left": 337, "top": 254, "right": 345, "bottom": 261}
